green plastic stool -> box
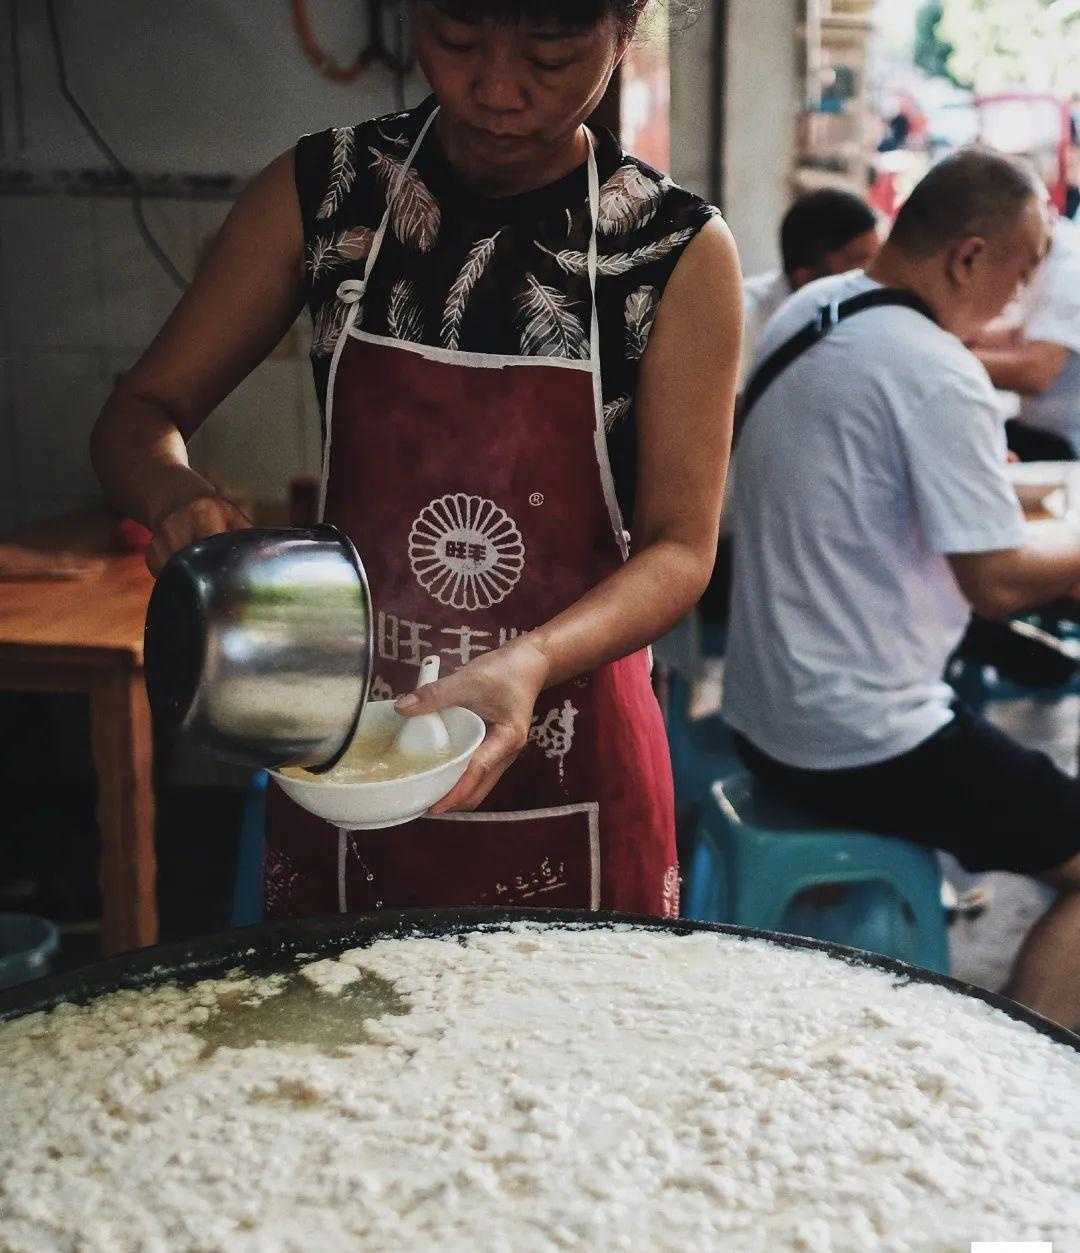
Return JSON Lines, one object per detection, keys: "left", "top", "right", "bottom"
{"left": 230, "top": 770, "right": 267, "bottom": 928}
{"left": 663, "top": 673, "right": 742, "bottom": 810}
{"left": 684, "top": 773, "right": 950, "bottom": 973}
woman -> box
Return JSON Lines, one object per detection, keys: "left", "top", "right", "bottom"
{"left": 91, "top": 0, "right": 741, "bottom": 919}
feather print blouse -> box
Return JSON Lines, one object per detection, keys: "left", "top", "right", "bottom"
{"left": 294, "top": 97, "right": 719, "bottom": 524}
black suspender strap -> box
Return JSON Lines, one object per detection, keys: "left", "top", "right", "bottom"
{"left": 740, "top": 287, "right": 939, "bottom": 422}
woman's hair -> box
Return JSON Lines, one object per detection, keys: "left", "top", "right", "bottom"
{"left": 423, "top": 1, "right": 696, "bottom": 33}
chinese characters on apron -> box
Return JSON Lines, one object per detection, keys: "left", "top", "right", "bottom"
{"left": 265, "top": 110, "right": 678, "bottom": 918}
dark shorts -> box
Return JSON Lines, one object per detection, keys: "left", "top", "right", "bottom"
{"left": 734, "top": 705, "right": 1080, "bottom": 876}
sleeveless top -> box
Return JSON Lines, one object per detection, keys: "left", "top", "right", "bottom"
{"left": 293, "top": 97, "right": 719, "bottom": 524}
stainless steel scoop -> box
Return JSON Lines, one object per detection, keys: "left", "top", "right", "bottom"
{"left": 144, "top": 524, "right": 373, "bottom": 771}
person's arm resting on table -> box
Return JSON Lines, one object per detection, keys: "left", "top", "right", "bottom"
{"left": 975, "top": 340, "right": 1071, "bottom": 397}
{"left": 403, "top": 217, "right": 743, "bottom": 813}
{"left": 950, "top": 539, "right": 1080, "bottom": 621}
{"left": 91, "top": 150, "right": 307, "bottom": 573}
{"left": 901, "top": 369, "right": 1080, "bottom": 618}
{"left": 975, "top": 236, "right": 1080, "bottom": 398}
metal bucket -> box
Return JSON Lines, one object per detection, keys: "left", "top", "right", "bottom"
{"left": 144, "top": 524, "right": 373, "bottom": 772}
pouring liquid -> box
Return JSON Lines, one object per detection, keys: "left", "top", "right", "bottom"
{"left": 281, "top": 723, "right": 456, "bottom": 784}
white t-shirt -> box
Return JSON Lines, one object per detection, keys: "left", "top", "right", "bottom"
{"left": 1015, "top": 218, "right": 1080, "bottom": 447}
{"left": 740, "top": 269, "right": 792, "bottom": 387}
{"left": 722, "top": 271, "right": 1027, "bottom": 770}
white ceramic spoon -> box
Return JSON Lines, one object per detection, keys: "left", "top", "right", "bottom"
{"left": 395, "top": 654, "right": 451, "bottom": 759}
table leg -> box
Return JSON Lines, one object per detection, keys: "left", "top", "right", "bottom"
{"left": 90, "top": 665, "right": 158, "bottom": 955}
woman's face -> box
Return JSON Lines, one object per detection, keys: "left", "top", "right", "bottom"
{"left": 413, "top": 2, "right": 629, "bottom": 176}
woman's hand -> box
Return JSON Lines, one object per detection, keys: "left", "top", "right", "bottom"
{"left": 146, "top": 493, "right": 252, "bottom": 575}
{"left": 395, "top": 638, "right": 551, "bottom": 814}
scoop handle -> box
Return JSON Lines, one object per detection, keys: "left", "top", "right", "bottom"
{"left": 417, "top": 655, "right": 441, "bottom": 689}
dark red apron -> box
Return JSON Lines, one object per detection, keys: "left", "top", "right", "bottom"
{"left": 265, "top": 111, "right": 677, "bottom": 919}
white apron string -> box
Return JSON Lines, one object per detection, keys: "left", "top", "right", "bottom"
{"left": 317, "top": 107, "right": 628, "bottom": 558}
{"left": 319, "top": 108, "right": 440, "bottom": 522}
{"left": 583, "top": 130, "right": 629, "bottom": 560}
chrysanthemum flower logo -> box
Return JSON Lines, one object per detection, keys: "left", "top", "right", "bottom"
{"left": 409, "top": 494, "right": 525, "bottom": 611}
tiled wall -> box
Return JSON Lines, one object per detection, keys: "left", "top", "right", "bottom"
{"left": 0, "top": 192, "right": 323, "bottom": 533}
{"left": 0, "top": 1, "right": 717, "bottom": 536}
{"left": 0, "top": 0, "right": 421, "bottom": 536}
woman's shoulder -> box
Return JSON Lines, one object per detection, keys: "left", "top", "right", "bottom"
{"left": 294, "top": 102, "right": 436, "bottom": 237}
{"left": 607, "top": 150, "right": 718, "bottom": 234}
{"left": 594, "top": 143, "right": 720, "bottom": 293}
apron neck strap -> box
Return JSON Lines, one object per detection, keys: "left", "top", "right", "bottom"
{"left": 585, "top": 128, "right": 601, "bottom": 369}
{"left": 341, "top": 109, "right": 601, "bottom": 347}
{"left": 347, "top": 106, "right": 441, "bottom": 306}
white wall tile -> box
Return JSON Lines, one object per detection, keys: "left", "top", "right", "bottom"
{"left": 8, "top": 2, "right": 412, "bottom": 181}
{"left": 94, "top": 198, "right": 194, "bottom": 353}
{"left": 288, "top": 314, "right": 324, "bottom": 479}
{"left": 186, "top": 357, "right": 304, "bottom": 506}
{"left": 12, "top": 353, "right": 111, "bottom": 504}
{"left": 102, "top": 349, "right": 142, "bottom": 389}
{"left": 1, "top": 198, "right": 101, "bottom": 351}
{"left": 15, "top": 494, "right": 103, "bottom": 530}
{"left": 0, "top": 208, "right": 13, "bottom": 363}
{"left": 293, "top": 312, "right": 314, "bottom": 357}
{"left": 0, "top": 357, "right": 18, "bottom": 532}
{"left": 297, "top": 355, "right": 323, "bottom": 480}
{"left": 189, "top": 200, "right": 234, "bottom": 276}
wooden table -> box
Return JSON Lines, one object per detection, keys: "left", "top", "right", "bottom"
{"left": 0, "top": 510, "right": 156, "bottom": 955}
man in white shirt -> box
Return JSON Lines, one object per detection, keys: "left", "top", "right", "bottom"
{"left": 974, "top": 216, "right": 1080, "bottom": 455}
{"left": 740, "top": 189, "right": 881, "bottom": 385}
{"left": 724, "top": 150, "right": 1080, "bottom": 1031}
{"left": 701, "top": 191, "right": 882, "bottom": 628}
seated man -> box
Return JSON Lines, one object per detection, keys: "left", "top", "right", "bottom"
{"left": 723, "top": 150, "right": 1080, "bottom": 1031}
{"left": 740, "top": 189, "right": 881, "bottom": 385}
{"left": 973, "top": 215, "right": 1080, "bottom": 459}
{"left": 701, "top": 191, "right": 881, "bottom": 629}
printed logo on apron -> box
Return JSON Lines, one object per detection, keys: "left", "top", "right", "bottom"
{"left": 408, "top": 493, "right": 525, "bottom": 611}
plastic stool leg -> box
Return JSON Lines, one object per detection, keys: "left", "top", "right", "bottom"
{"left": 892, "top": 860, "right": 949, "bottom": 974}
{"left": 230, "top": 771, "right": 268, "bottom": 927}
{"left": 728, "top": 830, "right": 949, "bottom": 973}
{"left": 681, "top": 809, "right": 731, "bottom": 922}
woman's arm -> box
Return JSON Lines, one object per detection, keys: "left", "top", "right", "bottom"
{"left": 532, "top": 216, "right": 741, "bottom": 680}
{"left": 402, "top": 216, "right": 743, "bottom": 812}
{"left": 90, "top": 148, "right": 307, "bottom": 572}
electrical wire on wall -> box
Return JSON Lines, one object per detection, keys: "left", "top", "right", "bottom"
{"left": 45, "top": 0, "right": 188, "bottom": 290}
{"left": 6, "top": 0, "right": 28, "bottom": 157}
{"left": 291, "top": 0, "right": 413, "bottom": 107}
{"left": 392, "top": 1, "right": 408, "bottom": 111}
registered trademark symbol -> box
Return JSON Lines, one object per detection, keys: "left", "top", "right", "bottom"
{"left": 529, "top": 492, "right": 544, "bottom": 507}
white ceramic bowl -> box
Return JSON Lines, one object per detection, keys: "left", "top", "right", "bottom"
{"left": 1014, "top": 479, "right": 1064, "bottom": 511}
{"left": 1007, "top": 463, "right": 1067, "bottom": 511}
{"left": 269, "top": 701, "right": 485, "bottom": 830}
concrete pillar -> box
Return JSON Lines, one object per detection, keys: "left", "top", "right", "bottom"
{"left": 668, "top": 3, "right": 717, "bottom": 200}
{"left": 721, "top": 0, "right": 801, "bottom": 276}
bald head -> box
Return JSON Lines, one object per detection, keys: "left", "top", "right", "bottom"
{"left": 888, "top": 148, "right": 1042, "bottom": 259}
{"left": 868, "top": 147, "right": 1049, "bottom": 339}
